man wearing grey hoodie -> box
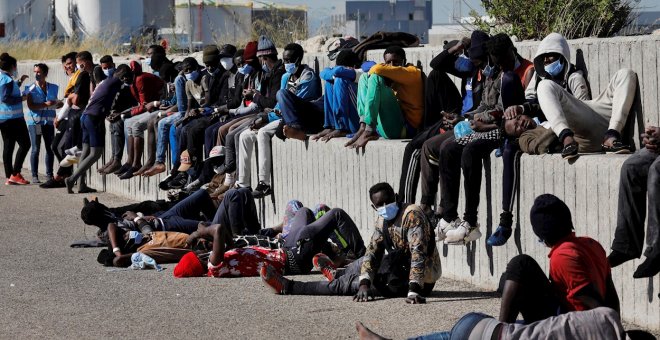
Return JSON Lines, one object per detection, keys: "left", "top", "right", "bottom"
{"left": 505, "top": 33, "right": 637, "bottom": 159}
{"left": 489, "top": 33, "right": 639, "bottom": 246}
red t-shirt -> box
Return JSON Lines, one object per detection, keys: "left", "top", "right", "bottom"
{"left": 548, "top": 233, "right": 610, "bottom": 311}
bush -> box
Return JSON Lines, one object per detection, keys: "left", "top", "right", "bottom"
{"left": 475, "top": 0, "right": 637, "bottom": 40}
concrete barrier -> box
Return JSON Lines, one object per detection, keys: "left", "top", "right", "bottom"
{"left": 4, "top": 35, "right": 660, "bottom": 330}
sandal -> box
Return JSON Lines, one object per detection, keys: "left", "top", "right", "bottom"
{"left": 602, "top": 140, "right": 631, "bottom": 154}
{"left": 561, "top": 141, "right": 579, "bottom": 159}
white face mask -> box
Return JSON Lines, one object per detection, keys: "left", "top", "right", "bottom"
{"left": 220, "top": 57, "right": 233, "bottom": 71}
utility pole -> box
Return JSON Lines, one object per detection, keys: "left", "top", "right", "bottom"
{"left": 356, "top": 8, "right": 360, "bottom": 39}
{"left": 51, "top": 0, "right": 56, "bottom": 37}
{"left": 187, "top": 0, "right": 193, "bottom": 53}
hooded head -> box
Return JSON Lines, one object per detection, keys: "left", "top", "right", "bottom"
{"left": 533, "top": 33, "right": 571, "bottom": 81}
{"left": 129, "top": 60, "right": 143, "bottom": 76}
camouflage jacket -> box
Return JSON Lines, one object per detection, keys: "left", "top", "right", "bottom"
{"left": 359, "top": 204, "right": 441, "bottom": 285}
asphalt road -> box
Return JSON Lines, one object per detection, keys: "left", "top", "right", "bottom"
{"left": 0, "top": 180, "right": 654, "bottom": 339}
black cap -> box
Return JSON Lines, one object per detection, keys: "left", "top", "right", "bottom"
{"left": 530, "top": 194, "right": 574, "bottom": 245}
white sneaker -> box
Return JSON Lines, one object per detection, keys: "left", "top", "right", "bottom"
{"left": 59, "top": 154, "right": 79, "bottom": 167}
{"left": 435, "top": 218, "right": 461, "bottom": 241}
{"left": 445, "top": 221, "right": 482, "bottom": 245}
{"left": 65, "top": 146, "right": 79, "bottom": 156}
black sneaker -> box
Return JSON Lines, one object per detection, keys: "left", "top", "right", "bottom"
{"left": 252, "top": 181, "right": 272, "bottom": 198}
{"left": 40, "top": 177, "right": 66, "bottom": 189}
{"left": 158, "top": 174, "right": 173, "bottom": 191}
{"left": 168, "top": 172, "right": 189, "bottom": 189}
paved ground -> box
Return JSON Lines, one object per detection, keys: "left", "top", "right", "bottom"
{"left": 0, "top": 180, "right": 656, "bottom": 339}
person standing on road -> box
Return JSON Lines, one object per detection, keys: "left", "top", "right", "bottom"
{"left": 0, "top": 53, "right": 31, "bottom": 185}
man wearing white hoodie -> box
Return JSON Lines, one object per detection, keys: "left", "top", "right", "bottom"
{"left": 489, "top": 33, "right": 640, "bottom": 246}
{"left": 505, "top": 33, "right": 638, "bottom": 159}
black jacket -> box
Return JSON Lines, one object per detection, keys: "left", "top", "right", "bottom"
{"left": 253, "top": 60, "right": 285, "bottom": 110}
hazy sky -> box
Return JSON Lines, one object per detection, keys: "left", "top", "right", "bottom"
{"left": 275, "top": 0, "right": 659, "bottom": 31}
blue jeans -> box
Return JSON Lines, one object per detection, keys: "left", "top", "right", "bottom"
{"left": 159, "top": 189, "right": 217, "bottom": 234}
{"left": 28, "top": 124, "right": 54, "bottom": 178}
{"left": 407, "top": 313, "right": 492, "bottom": 340}
{"left": 276, "top": 89, "right": 324, "bottom": 133}
{"left": 204, "top": 121, "right": 222, "bottom": 158}
{"left": 156, "top": 111, "right": 182, "bottom": 164}
{"left": 323, "top": 77, "right": 359, "bottom": 133}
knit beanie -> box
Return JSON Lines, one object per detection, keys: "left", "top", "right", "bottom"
{"left": 530, "top": 194, "right": 574, "bottom": 245}
{"left": 468, "top": 30, "right": 490, "bottom": 59}
{"left": 173, "top": 251, "right": 205, "bottom": 278}
{"left": 202, "top": 45, "right": 220, "bottom": 64}
{"left": 256, "top": 35, "right": 277, "bottom": 57}
{"left": 243, "top": 41, "right": 258, "bottom": 62}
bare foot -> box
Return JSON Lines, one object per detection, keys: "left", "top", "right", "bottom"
{"left": 283, "top": 125, "right": 307, "bottom": 141}
{"left": 311, "top": 128, "right": 333, "bottom": 141}
{"left": 351, "top": 130, "right": 379, "bottom": 149}
{"left": 356, "top": 322, "right": 387, "bottom": 340}
{"left": 321, "top": 129, "right": 347, "bottom": 142}
{"left": 345, "top": 124, "right": 365, "bottom": 148}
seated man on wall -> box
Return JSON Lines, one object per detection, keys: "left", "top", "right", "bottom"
{"left": 312, "top": 49, "right": 362, "bottom": 142}
{"left": 608, "top": 125, "right": 660, "bottom": 278}
{"left": 275, "top": 43, "right": 324, "bottom": 141}
{"left": 397, "top": 33, "right": 483, "bottom": 205}
{"left": 234, "top": 36, "right": 286, "bottom": 198}
{"left": 498, "top": 194, "right": 619, "bottom": 324}
{"left": 115, "top": 60, "right": 165, "bottom": 180}
{"left": 416, "top": 32, "right": 491, "bottom": 213}
{"left": 344, "top": 46, "right": 424, "bottom": 149}
{"left": 432, "top": 34, "right": 532, "bottom": 245}
{"left": 509, "top": 32, "right": 638, "bottom": 159}
{"left": 261, "top": 182, "right": 440, "bottom": 305}
{"left": 488, "top": 32, "right": 590, "bottom": 246}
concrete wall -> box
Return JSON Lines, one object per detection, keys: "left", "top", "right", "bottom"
{"left": 6, "top": 35, "right": 660, "bottom": 331}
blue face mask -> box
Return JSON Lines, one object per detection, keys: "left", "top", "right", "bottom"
{"left": 237, "top": 64, "right": 253, "bottom": 75}
{"left": 377, "top": 202, "right": 400, "bottom": 221}
{"left": 103, "top": 68, "right": 115, "bottom": 78}
{"left": 35, "top": 74, "right": 42, "bottom": 82}
{"left": 284, "top": 63, "right": 296, "bottom": 74}
{"left": 544, "top": 59, "right": 564, "bottom": 77}
{"left": 454, "top": 55, "right": 474, "bottom": 73}
{"left": 482, "top": 63, "right": 494, "bottom": 78}
{"left": 145, "top": 57, "right": 152, "bottom": 66}
{"left": 261, "top": 62, "right": 270, "bottom": 74}
{"left": 185, "top": 70, "right": 199, "bottom": 81}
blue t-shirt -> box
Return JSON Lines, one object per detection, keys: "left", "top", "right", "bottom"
{"left": 26, "top": 82, "right": 59, "bottom": 126}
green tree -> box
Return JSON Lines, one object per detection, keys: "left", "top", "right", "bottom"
{"left": 474, "top": 0, "right": 636, "bottom": 40}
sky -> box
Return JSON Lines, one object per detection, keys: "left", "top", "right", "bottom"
{"left": 273, "top": 0, "right": 659, "bottom": 32}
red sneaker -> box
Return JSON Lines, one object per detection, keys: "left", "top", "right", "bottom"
{"left": 313, "top": 253, "right": 337, "bottom": 281}
{"left": 8, "top": 174, "right": 30, "bottom": 185}
{"left": 260, "top": 264, "right": 287, "bottom": 294}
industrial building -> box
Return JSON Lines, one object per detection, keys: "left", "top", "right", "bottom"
{"left": 344, "top": 0, "right": 433, "bottom": 44}
{"left": 0, "top": 0, "right": 308, "bottom": 47}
